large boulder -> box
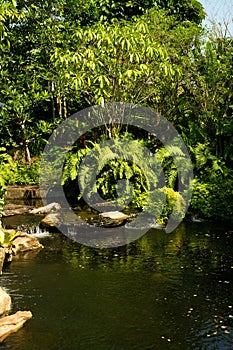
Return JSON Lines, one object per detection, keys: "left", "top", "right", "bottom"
{"left": 11, "top": 232, "right": 43, "bottom": 255}
{"left": 40, "top": 213, "right": 60, "bottom": 228}
{"left": 0, "top": 310, "right": 32, "bottom": 342}
{"left": 0, "top": 287, "right": 11, "bottom": 316}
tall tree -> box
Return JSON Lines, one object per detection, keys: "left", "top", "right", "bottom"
{"left": 177, "top": 35, "right": 233, "bottom": 165}
{"left": 0, "top": 0, "right": 205, "bottom": 160}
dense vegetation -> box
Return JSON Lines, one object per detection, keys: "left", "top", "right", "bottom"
{"left": 0, "top": 0, "right": 232, "bottom": 223}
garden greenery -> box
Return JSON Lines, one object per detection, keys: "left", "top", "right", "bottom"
{"left": 0, "top": 0, "right": 232, "bottom": 222}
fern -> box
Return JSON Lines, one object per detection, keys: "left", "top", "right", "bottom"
{"left": 62, "top": 138, "right": 190, "bottom": 218}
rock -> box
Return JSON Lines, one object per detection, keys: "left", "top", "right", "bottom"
{"left": 100, "top": 211, "right": 129, "bottom": 220}
{"left": 3, "top": 246, "right": 14, "bottom": 264}
{"left": 0, "top": 249, "right": 5, "bottom": 275}
{"left": 5, "top": 185, "right": 40, "bottom": 200}
{"left": 2, "top": 204, "right": 34, "bottom": 217}
{"left": 30, "top": 202, "right": 61, "bottom": 214}
{"left": 40, "top": 213, "right": 60, "bottom": 228}
{"left": 11, "top": 232, "right": 43, "bottom": 255}
{"left": 11, "top": 249, "right": 42, "bottom": 261}
{"left": 0, "top": 310, "right": 32, "bottom": 342}
{"left": 99, "top": 211, "right": 130, "bottom": 227}
{"left": 0, "top": 287, "right": 11, "bottom": 316}
{"left": 0, "top": 231, "right": 43, "bottom": 266}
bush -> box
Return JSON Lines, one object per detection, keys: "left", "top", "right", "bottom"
{"left": 191, "top": 175, "right": 233, "bottom": 220}
{"left": 145, "top": 187, "right": 186, "bottom": 225}
{"left": 62, "top": 139, "right": 187, "bottom": 225}
{"left": 0, "top": 149, "right": 39, "bottom": 185}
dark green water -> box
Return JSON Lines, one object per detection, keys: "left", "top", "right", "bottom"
{"left": 0, "top": 221, "right": 233, "bottom": 350}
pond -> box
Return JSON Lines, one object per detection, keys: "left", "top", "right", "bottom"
{"left": 0, "top": 217, "right": 233, "bottom": 350}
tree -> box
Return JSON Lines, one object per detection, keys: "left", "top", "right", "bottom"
{"left": 51, "top": 9, "right": 200, "bottom": 115}
{"left": 0, "top": 0, "right": 205, "bottom": 160}
{"left": 156, "top": 0, "right": 205, "bottom": 24}
{"left": 177, "top": 35, "right": 233, "bottom": 165}
{"left": 0, "top": 0, "right": 61, "bottom": 161}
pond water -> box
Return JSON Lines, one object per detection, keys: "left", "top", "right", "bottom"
{"left": 0, "top": 217, "right": 233, "bottom": 350}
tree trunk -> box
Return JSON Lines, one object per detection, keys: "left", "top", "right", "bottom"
{"left": 216, "top": 134, "right": 224, "bottom": 158}
{"left": 24, "top": 142, "right": 31, "bottom": 165}
{"left": 51, "top": 82, "right": 56, "bottom": 120}
{"left": 57, "top": 90, "right": 62, "bottom": 119}
{"left": 63, "top": 96, "right": 67, "bottom": 119}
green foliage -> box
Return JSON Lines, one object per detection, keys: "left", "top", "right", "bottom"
{"left": 89, "top": 0, "right": 205, "bottom": 24}
{"left": 158, "top": 0, "right": 205, "bottom": 24}
{"left": 62, "top": 138, "right": 188, "bottom": 224}
{"left": 0, "top": 149, "right": 39, "bottom": 185}
{"left": 95, "top": 159, "right": 148, "bottom": 208}
{"left": 144, "top": 187, "right": 186, "bottom": 225}
{"left": 190, "top": 143, "right": 231, "bottom": 181}
{"left": 178, "top": 36, "right": 233, "bottom": 164}
{"left": 52, "top": 9, "right": 180, "bottom": 107}
{"left": 0, "top": 0, "right": 20, "bottom": 43}
{"left": 62, "top": 147, "right": 90, "bottom": 184}
{"left": 191, "top": 174, "right": 233, "bottom": 220}
{"left": 0, "top": 0, "right": 205, "bottom": 156}
{"left": 188, "top": 143, "right": 233, "bottom": 220}
{"left": 0, "top": 0, "right": 232, "bottom": 222}
{"left": 0, "top": 228, "right": 17, "bottom": 246}
{"left": 63, "top": 139, "right": 154, "bottom": 207}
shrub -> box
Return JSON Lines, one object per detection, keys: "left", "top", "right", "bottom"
{"left": 0, "top": 148, "right": 39, "bottom": 185}
{"left": 191, "top": 175, "right": 233, "bottom": 220}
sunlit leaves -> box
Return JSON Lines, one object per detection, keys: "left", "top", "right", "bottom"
{"left": 51, "top": 10, "right": 181, "bottom": 106}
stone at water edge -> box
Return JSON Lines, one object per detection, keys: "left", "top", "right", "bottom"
{"left": 2, "top": 204, "right": 34, "bottom": 217}
{"left": 11, "top": 232, "right": 44, "bottom": 254}
{"left": 40, "top": 213, "right": 60, "bottom": 228}
{"left": 30, "top": 202, "right": 61, "bottom": 214}
{"left": 0, "top": 249, "right": 5, "bottom": 275}
{"left": 0, "top": 230, "right": 43, "bottom": 265}
{"left": 0, "top": 287, "right": 11, "bottom": 316}
{"left": 100, "top": 211, "right": 130, "bottom": 220}
{"left": 0, "top": 311, "right": 32, "bottom": 342}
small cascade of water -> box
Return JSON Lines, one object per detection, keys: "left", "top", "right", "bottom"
{"left": 6, "top": 224, "right": 52, "bottom": 238}
{"left": 2, "top": 215, "right": 53, "bottom": 238}
{"left": 26, "top": 225, "right": 51, "bottom": 238}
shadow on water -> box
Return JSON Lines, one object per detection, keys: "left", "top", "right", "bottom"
{"left": 0, "top": 215, "right": 233, "bottom": 350}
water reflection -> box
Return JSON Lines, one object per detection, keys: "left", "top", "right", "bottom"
{"left": 0, "top": 221, "right": 232, "bottom": 349}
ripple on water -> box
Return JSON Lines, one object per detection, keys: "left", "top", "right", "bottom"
{"left": 0, "top": 220, "right": 232, "bottom": 350}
